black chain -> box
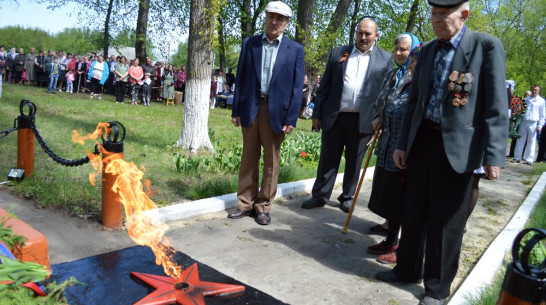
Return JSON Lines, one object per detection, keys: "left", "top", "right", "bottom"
{"left": 4, "top": 99, "right": 100, "bottom": 167}
{"left": 0, "top": 119, "right": 18, "bottom": 139}
{"left": 30, "top": 119, "right": 99, "bottom": 167}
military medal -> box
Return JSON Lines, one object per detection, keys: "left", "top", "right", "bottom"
{"left": 463, "top": 73, "right": 473, "bottom": 92}
{"left": 452, "top": 97, "right": 460, "bottom": 107}
{"left": 453, "top": 92, "right": 463, "bottom": 107}
{"left": 448, "top": 71, "right": 459, "bottom": 92}
{"left": 457, "top": 74, "right": 466, "bottom": 92}
{"left": 460, "top": 98, "right": 467, "bottom": 106}
{"left": 454, "top": 84, "right": 462, "bottom": 93}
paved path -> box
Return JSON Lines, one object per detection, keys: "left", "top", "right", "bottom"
{"left": 0, "top": 162, "right": 537, "bottom": 305}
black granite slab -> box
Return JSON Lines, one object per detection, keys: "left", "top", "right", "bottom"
{"left": 51, "top": 246, "right": 287, "bottom": 305}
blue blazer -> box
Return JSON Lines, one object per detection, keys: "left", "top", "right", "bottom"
{"left": 232, "top": 34, "right": 305, "bottom": 134}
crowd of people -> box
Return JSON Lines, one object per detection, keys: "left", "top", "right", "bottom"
{"left": 0, "top": 47, "right": 237, "bottom": 107}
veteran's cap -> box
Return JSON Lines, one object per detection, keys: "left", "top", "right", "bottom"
{"left": 265, "top": 1, "right": 293, "bottom": 18}
{"left": 427, "top": 0, "right": 468, "bottom": 8}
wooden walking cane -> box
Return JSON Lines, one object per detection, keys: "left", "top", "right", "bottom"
{"left": 342, "top": 124, "right": 381, "bottom": 234}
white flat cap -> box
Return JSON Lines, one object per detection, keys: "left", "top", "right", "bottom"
{"left": 265, "top": 1, "right": 292, "bottom": 18}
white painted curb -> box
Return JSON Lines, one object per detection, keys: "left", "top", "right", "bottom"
{"left": 448, "top": 172, "right": 546, "bottom": 305}
{"left": 143, "top": 167, "right": 375, "bottom": 223}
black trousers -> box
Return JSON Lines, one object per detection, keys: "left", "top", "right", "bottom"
{"left": 116, "top": 81, "right": 127, "bottom": 103}
{"left": 311, "top": 113, "right": 372, "bottom": 203}
{"left": 89, "top": 78, "right": 103, "bottom": 94}
{"left": 393, "top": 123, "right": 472, "bottom": 299}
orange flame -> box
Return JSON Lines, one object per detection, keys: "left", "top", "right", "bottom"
{"left": 75, "top": 123, "right": 182, "bottom": 278}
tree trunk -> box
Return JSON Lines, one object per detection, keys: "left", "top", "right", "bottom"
{"left": 405, "top": 0, "right": 421, "bottom": 33}
{"left": 295, "top": 0, "right": 315, "bottom": 72}
{"left": 103, "top": 0, "right": 114, "bottom": 59}
{"left": 241, "top": 0, "right": 253, "bottom": 39}
{"left": 295, "top": 1, "right": 312, "bottom": 46}
{"left": 348, "top": 0, "right": 360, "bottom": 46}
{"left": 177, "top": 0, "right": 215, "bottom": 152}
{"left": 135, "top": 0, "right": 151, "bottom": 64}
{"left": 240, "top": 0, "right": 266, "bottom": 40}
{"left": 218, "top": 16, "right": 226, "bottom": 73}
{"left": 318, "top": 0, "right": 353, "bottom": 63}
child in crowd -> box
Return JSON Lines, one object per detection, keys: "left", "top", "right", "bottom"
{"left": 141, "top": 72, "right": 152, "bottom": 106}
{"left": 20, "top": 68, "right": 26, "bottom": 85}
{"left": 47, "top": 58, "right": 62, "bottom": 94}
{"left": 216, "top": 84, "right": 231, "bottom": 108}
{"left": 65, "top": 69, "right": 74, "bottom": 93}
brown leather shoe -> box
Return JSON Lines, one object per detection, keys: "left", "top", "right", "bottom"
{"left": 255, "top": 213, "right": 271, "bottom": 225}
{"left": 227, "top": 209, "right": 253, "bottom": 219}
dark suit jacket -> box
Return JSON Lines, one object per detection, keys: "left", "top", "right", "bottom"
{"left": 312, "top": 45, "right": 392, "bottom": 134}
{"left": 397, "top": 29, "right": 508, "bottom": 173}
{"left": 6, "top": 53, "right": 16, "bottom": 71}
{"left": 232, "top": 34, "right": 305, "bottom": 134}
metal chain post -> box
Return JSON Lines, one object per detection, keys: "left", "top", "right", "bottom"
{"left": 18, "top": 99, "right": 99, "bottom": 167}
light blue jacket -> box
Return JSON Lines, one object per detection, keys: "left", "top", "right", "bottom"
{"left": 87, "top": 60, "right": 110, "bottom": 85}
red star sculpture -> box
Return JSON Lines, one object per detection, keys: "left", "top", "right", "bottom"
{"left": 131, "top": 263, "right": 246, "bottom": 305}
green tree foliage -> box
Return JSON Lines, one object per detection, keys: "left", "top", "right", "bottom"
{"left": 478, "top": 0, "right": 545, "bottom": 95}
{"left": 0, "top": 26, "right": 102, "bottom": 54}
{"left": 0, "top": 26, "right": 60, "bottom": 52}
{"left": 36, "top": 0, "right": 189, "bottom": 60}
{"left": 171, "top": 41, "right": 188, "bottom": 67}
{"left": 0, "top": 26, "right": 152, "bottom": 56}
{"left": 54, "top": 28, "right": 103, "bottom": 54}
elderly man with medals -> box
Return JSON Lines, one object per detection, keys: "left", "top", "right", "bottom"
{"left": 376, "top": 1, "right": 508, "bottom": 304}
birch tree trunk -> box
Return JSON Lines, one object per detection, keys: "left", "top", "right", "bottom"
{"left": 176, "top": 0, "right": 215, "bottom": 153}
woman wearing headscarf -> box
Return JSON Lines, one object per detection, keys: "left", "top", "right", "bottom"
{"left": 367, "top": 33, "right": 422, "bottom": 264}
{"left": 87, "top": 55, "right": 109, "bottom": 100}
{"left": 161, "top": 64, "right": 175, "bottom": 100}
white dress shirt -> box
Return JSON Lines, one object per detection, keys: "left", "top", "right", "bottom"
{"left": 523, "top": 95, "right": 546, "bottom": 126}
{"left": 339, "top": 45, "right": 373, "bottom": 112}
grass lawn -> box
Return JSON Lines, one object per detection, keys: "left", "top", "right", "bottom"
{"left": 0, "top": 83, "right": 372, "bottom": 219}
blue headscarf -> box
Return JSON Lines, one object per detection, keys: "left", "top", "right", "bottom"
{"left": 394, "top": 32, "right": 420, "bottom": 88}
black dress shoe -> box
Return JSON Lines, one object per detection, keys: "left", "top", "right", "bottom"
{"left": 255, "top": 213, "right": 271, "bottom": 225}
{"left": 376, "top": 270, "right": 422, "bottom": 284}
{"left": 301, "top": 198, "right": 325, "bottom": 209}
{"left": 369, "top": 224, "right": 389, "bottom": 234}
{"left": 338, "top": 200, "right": 352, "bottom": 213}
{"left": 227, "top": 209, "right": 253, "bottom": 219}
{"left": 419, "top": 296, "right": 446, "bottom": 305}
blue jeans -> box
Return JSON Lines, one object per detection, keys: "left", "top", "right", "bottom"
{"left": 48, "top": 74, "right": 59, "bottom": 93}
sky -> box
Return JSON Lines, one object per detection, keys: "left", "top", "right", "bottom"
{"left": 1, "top": 0, "right": 80, "bottom": 34}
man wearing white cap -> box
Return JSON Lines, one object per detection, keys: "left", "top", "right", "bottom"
{"left": 228, "top": 1, "right": 304, "bottom": 225}
{"left": 377, "top": 1, "right": 508, "bottom": 304}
